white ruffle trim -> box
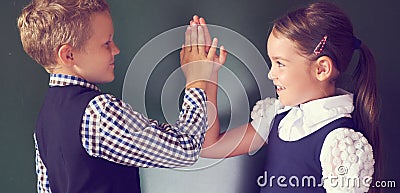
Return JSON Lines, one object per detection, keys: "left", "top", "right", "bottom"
{"left": 250, "top": 97, "right": 282, "bottom": 141}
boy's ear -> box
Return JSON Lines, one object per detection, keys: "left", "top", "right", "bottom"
{"left": 315, "top": 56, "right": 335, "bottom": 81}
{"left": 57, "top": 44, "right": 75, "bottom": 66}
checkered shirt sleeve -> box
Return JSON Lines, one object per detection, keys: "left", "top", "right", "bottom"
{"left": 34, "top": 134, "right": 52, "bottom": 193}
{"left": 81, "top": 88, "right": 208, "bottom": 167}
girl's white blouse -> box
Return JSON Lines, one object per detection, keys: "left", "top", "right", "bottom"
{"left": 250, "top": 89, "right": 374, "bottom": 193}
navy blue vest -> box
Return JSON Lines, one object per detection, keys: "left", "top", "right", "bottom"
{"left": 259, "top": 110, "right": 355, "bottom": 193}
{"left": 35, "top": 85, "right": 141, "bottom": 193}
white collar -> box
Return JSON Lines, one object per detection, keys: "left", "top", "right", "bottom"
{"left": 277, "top": 89, "right": 354, "bottom": 141}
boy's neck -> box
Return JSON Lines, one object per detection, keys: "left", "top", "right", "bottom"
{"left": 52, "top": 67, "right": 82, "bottom": 79}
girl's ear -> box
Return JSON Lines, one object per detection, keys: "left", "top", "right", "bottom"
{"left": 57, "top": 44, "right": 75, "bottom": 67}
{"left": 315, "top": 56, "right": 336, "bottom": 81}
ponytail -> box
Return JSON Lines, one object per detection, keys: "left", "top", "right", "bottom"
{"left": 352, "top": 44, "right": 381, "bottom": 193}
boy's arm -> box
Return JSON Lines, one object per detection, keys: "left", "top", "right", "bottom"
{"left": 82, "top": 90, "right": 207, "bottom": 168}
{"left": 34, "top": 134, "right": 52, "bottom": 193}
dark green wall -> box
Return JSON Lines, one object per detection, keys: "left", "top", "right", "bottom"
{"left": 2, "top": 0, "right": 399, "bottom": 192}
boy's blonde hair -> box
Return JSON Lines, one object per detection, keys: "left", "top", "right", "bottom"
{"left": 17, "top": 0, "right": 110, "bottom": 72}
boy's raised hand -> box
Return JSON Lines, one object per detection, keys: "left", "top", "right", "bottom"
{"left": 180, "top": 23, "right": 218, "bottom": 90}
{"left": 190, "top": 15, "right": 227, "bottom": 72}
{"left": 190, "top": 16, "right": 211, "bottom": 53}
{"left": 180, "top": 16, "right": 227, "bottom": 90}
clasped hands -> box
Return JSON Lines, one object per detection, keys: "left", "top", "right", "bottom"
{"left": 180, "top": 15, "right": 227, "bottom": 90}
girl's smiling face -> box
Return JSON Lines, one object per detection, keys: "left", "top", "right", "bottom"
{"left": 267, "top": 30, "right": 325, "bottom": 106}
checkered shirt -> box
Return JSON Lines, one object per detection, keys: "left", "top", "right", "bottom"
{"left": 35, "top": 74, "right": 208, "bottom": 192}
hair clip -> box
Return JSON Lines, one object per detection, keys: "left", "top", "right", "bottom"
{"left": 313, "top": 35, "right": 328, "bottom": 55}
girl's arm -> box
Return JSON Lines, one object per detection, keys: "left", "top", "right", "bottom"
{"left": 320, "top": 128, "right": 374, "bottom": 192}
{"left": 201, "top": 72, "right": 266, "bottom": 158}
{"left": 190, "top": 15, "right": 267, "bottom": 158}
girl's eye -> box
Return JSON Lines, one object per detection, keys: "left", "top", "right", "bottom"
{"left": 105, "top": 41, "right": 112, "bottom": 46}
{"left": 276, "top": 61, "right": 285, "bottom": 67}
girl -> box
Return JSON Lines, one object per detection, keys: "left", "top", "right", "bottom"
{"left": 193, "top": 2, "right": 380, "bottom": 193}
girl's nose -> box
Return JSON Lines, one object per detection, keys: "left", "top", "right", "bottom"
{"left": 267, "top": 68, "right": 277, "bottom": 80}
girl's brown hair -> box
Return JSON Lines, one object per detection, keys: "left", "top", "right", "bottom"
{"left": 18, "top": 0, "right": 110, "bottom": 72}
{"left": 272, "top": 2, "right": 380, "bottom": 192}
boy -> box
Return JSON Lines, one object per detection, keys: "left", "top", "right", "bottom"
{"left": 18, "top": 0, "right": 221, "bottom": 192}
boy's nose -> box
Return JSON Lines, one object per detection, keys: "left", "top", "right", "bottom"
{"left": 112, "top": 42, "right": 120, "bottom": 55}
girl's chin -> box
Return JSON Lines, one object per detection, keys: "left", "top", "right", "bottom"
{"left": 278, "top": 97, "right": 300, "bottom": 107}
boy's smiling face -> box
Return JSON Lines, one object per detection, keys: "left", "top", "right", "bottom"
{"left": 70, "top": 11, "right": 120, "bottom": 84}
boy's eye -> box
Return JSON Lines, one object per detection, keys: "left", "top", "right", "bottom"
{"left": 105, "top": 41, "right": 112, "bottom": 46}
